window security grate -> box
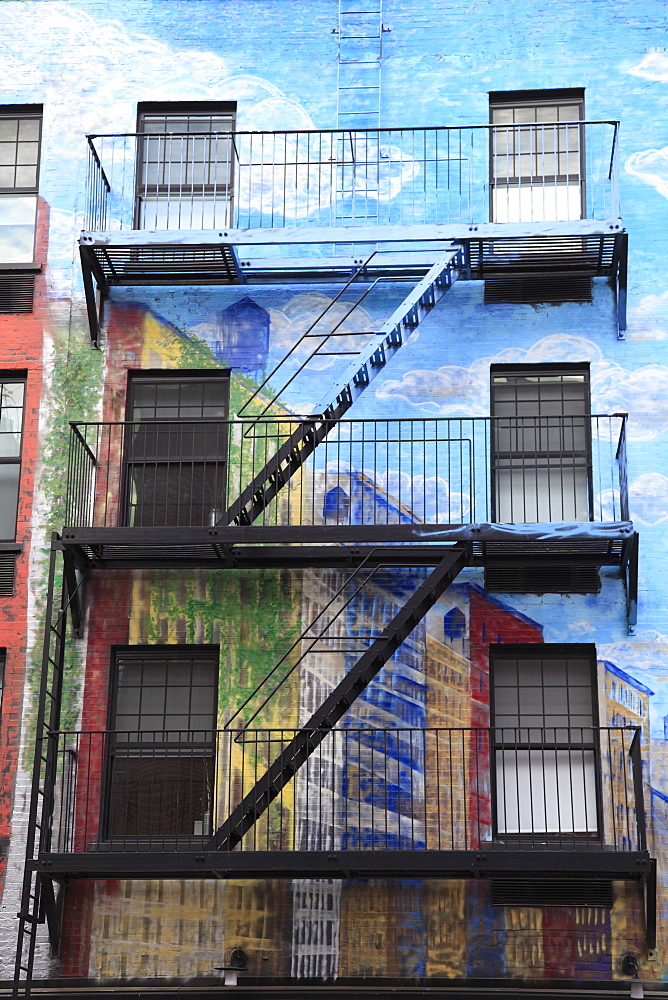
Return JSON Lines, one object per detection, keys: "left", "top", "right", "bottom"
{"left": 485, "top": 274, "right": 592, "bottom": 304}
{"left": 485, "top": 563, "right": 601, "bottom": 594}
{"left": 0, "top": 272, "right": 35, "bottom": 313}
{"left": 0, "top": 553, "right": 17, "bottom": 596}
{"left": 491, "top": 878, "right": 613, "bottom": 907}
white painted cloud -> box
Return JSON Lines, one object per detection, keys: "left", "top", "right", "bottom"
{"left": 267, "top": 292, "right": 376, "bottom": 371}
{"left": 627, "top": 290, "right": 668, "bottom": 342}
{"left": 0, "top": 4, "right": 418, "bottom": 234}
{"left": 625, "top": 146, "right": 668, "bottom": 201}
{"left": 376, "top": 333, "right": 668, "bottom": 441}
{"left": 0, "top": 4, "right": 312, "bottom": 142}
{"left": 628, "top": 52, "right": 668, "bottom": 83}
{"left": 235, "top": 136, "right": 418, "bottom": 222}
{"left": 624, "top": 473, "right": 668, "bottom": 525}
{"left": 599, "top": 632, "right": 668, "bottom": 678}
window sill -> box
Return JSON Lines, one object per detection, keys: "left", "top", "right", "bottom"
{"left": 0, "top": 263, "right": 42, "bottom": 272}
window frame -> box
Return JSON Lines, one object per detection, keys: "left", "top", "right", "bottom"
{"left": 0, "top": 105, "right": 43, "bottom": 266}
{"left": 134, "top": 101, "right": 237, "bottom": 231}
{"left": 0, "top": 372, "right": 27, "bottom": 542}
{"left": 489, "top": 642, "right": 602, "bottom": 842}
{"left": 104, "top": 644, "right": 220, "bottom": 840}
{"left": 489, "top": 362, "right": 593, "bottom": 523}
{"left": 0, "top": 649, "right": 5, "bottom": 719}
{"left": 488, "top": 89, "right": 585, "bottom": 223}
{"left": 123, "top": 369, "right": 231, "bottom": 528}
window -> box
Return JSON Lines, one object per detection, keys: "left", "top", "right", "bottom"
{"left": 135, "top": 102, "right": 235, "bottom": 230}
{"left": 0, "top": 650, "right": 4, "bottom": 717}
{"left": 490, "top": 363, "right": 591, "bottom": 523}
{"left": 0, "top": 106, "right": 41, "bottom": 263}
{"left": 0, "top": 106, "right": 42, "bottom": 313}
{"left": 489, "top": 89, "right": 584, "bottom": 223}
{"left": 106, "top": 647, "right": 218, "bottom": 838}
{"left": 124, "top": 370, "right": 230, "bottom": 527}
{"left": 491, "top": 644, "right": 599, "bottom": 838}
{"left": 0, "top": 375, "right": 26, "bottom": 540}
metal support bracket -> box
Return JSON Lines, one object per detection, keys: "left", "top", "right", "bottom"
{"left": 79, "top": 247, "right": 108, "bottom": 349}
{"left": 38, "top": 874, "right": 62, "bottom": 953}
{"left": 645, "top": 857, "right": 657, "bottom": 951}
{"left": 622, "top": 531, "right": 639, "bottom": 634}
{"left": 612, "top": 230, "right": 628, "bottom": 340}
{"left": 62, "top": 550, "right": 84, "bottom": 638}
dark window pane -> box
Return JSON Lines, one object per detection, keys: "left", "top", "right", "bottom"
{"left": 0, "top": 464, "right": 19, "bottom": 538}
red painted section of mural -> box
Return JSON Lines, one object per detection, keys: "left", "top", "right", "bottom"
{"left": 467, "top": 588, "right": 544, "bottom": 847}
{"left": 61, "top": 570, "right": 132, "bottom": 976}
{"left": 0, "top": 200, "right": 49, "bottom": 897}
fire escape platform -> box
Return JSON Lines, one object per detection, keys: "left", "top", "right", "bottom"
{"left": 79, "top": 220, "right": 627, "bottom": 343}
{"left": 58, "top": 522, "right": 635, "bottom": 571}
{"left": 33, "top": 848, "right": 653, "bottom": 882}
{"left": 80, "top": 219, "right": 624, "bottom": 287}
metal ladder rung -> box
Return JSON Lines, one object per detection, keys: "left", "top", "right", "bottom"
{"left": 315, "top": 350, "right": 365, "bottom": 357}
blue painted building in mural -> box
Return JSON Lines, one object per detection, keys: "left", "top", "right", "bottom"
{"left": 0, "top": 0, "right": 668, "bottom": 996}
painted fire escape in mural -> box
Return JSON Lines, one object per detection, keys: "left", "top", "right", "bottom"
{"left": 14, "top": 98, "right": 652, "bottom": 996}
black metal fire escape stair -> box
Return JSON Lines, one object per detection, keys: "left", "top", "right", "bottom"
{"left": 223, "top": 246, "right": 463, "bottom": 526}
{"left": 207, "top": 547, "right": 468, "bottom": 851}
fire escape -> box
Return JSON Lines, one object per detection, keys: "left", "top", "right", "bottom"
{"left": 14, "top": 117, "right": 651, "bottom": 994}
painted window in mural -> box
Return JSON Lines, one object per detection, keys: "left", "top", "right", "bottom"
{"left": 124, "top": 370, "right": 230, "bottom": 527}
{"left": 106, "top": 647, "right": 218, "bottom": 839}
{"left": 491, "top": 643, "right": 599, "bottom": 837}
{"left": 135, "top": 101, "right": 236, "bottom": 230}
{"left": 489, "top": 88, "right": 584, "bottom": 223}
{"left": 0, "top": 105, "right": 41, "bottom": 265}
{"left": 0, "top": 375, "right": 25, "bottom": 540}
{"left": 490, "top": 363, "right": 591, "bottom": 523}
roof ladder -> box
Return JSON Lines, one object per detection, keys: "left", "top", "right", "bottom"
{"left": 207, "top": 547, "right": 468, "bottom": 851}
{"left": 336, "top": 0, "right": 384, "bottom": 133}
{"left": 224, "top": 246, "right": 464, "bottom": 526}
{"left": 334, "top": 1, "right": 386, "bottom": 225}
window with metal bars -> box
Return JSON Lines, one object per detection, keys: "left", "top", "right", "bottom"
{"left": 106, "top": 646, "right": 219, "bottom": 838}
{"left": 489, "top": 89, "right": 584, "bottom": 223}
{"left": 123, "top": 369, "right": 230, "bottom": 527}
{"left": 490, "top": 363, "right": 591, "bottom": 523}
{"left": 135, "top": 102, "right": 236, "bottom": 230}
{"left": 490, "top": 643, "right": 600, "bottom": 838}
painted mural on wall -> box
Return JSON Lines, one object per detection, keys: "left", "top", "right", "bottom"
{"left": 2, "top": 0, "right": 668, "bottom": 987}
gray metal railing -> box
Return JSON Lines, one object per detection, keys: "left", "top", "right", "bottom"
{"left": 46, "top": 726, "right": 644, "bottom": 855}
{"left": 65, "top": 415, "right": 629, "bottom": 530}
{"left": 83, "top": 122, "right": 620, "bottom": 232}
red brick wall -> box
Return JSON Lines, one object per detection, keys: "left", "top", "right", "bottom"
{"left": 467, "top": 589, "right": 544, "bottom": 847}
{"left": 0, "top": 199, "right": 49, "bottom": 895}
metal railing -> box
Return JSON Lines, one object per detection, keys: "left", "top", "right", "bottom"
{"left": 45, "top": 726, "right": 644, "bottom": 855}
{"left": 65, "top": 415, "right": 629, "bottom": 529}
{"left": 83, "top": 122, "right": 620, "bottom": 232}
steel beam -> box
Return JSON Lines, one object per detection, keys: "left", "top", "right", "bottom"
{"left": 60, "top": 522, "right": 635, "bottom": 548}
{"left": 80, "top": 218, "right": 624, "bottom": 248}
{"left": 623, "top": 532, "right": 639, "bottom": 634}
{"left": 34, "top": 848, "right": 653, "bottom": 881}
